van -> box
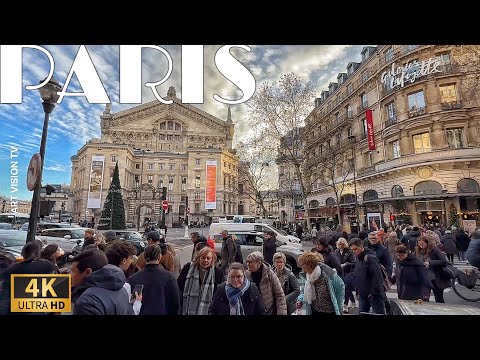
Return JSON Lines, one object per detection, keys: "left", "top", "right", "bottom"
{"left": 209, "top": 222, "right": 300, "bottom": 244}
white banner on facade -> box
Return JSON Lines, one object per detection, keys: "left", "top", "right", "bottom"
{"left": 205, "top": 160, "right": 217, "bottom": 210}
{"left": 87, "top": 156, "right": 105, "bottom": 209}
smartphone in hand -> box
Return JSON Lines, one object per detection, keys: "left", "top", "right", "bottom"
{"left": 131, "top": 285, "right": 144, "bottom": 302}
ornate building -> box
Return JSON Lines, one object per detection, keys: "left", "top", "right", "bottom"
{"left": 304, "top": 45, "right": 480, "bottom": 231}
{"left": 70, "top": 87, "right": 239, "bottom": 227}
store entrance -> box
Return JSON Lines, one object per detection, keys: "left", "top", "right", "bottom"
{"left": 419, "top": 211, "right": 445, "bottom": 227}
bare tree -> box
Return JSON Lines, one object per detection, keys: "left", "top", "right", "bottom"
{"left": 236, "top": 141, "right": 277, "bottom": 218}
{"left": 247, "top": 73, "right": 316, "bottom": 228}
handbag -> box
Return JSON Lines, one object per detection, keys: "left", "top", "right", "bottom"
{"left": 438, "top": 262, "right": 457, "bottom": 280}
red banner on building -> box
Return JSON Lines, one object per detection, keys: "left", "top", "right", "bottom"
{"left": 366, "top": 109, "right": 376, "bottom": 150}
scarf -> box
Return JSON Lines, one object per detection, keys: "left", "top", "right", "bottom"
{"left": 225, "top": 278, "right": 251, "bottom": 315}
{"left": 182, "top": 264, "right": 216, "bottom": 315}
{"left": 304, "top": 266, "right": 322, "bottom": 304}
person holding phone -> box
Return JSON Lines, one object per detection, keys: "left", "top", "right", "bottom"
{"left": 128, "top": 244, "right": 180, "bottom": 315}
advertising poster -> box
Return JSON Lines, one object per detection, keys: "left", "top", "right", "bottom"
{"left": 86, "top": 156, "right": 105, "bottom": 209}
{"left": 205, "top": 160, "right": 217, "bottom": 210}
{"left": 367, "top": 212, "right": 382, "bottom": 230}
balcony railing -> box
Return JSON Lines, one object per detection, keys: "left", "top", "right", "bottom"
{"left": 408, "top": 106, "right": 426, "bottom": 118}
{"left": 358, "top": 165, "right": 376, "bottom": 176}
{"left": 441, "top": 100, "right": 462, "bottom": 110}
{"left": 385, "top": 116, "right": 397, "bottom": 128}
{"left": 357, "top": 102, "right": 368, "bottom": 114}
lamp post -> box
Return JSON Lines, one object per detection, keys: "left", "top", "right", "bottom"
{"left": 348, "top": 135, "right": 360, "bottom": 229}
{"left": 110, "top": 184, "right": 116, "bottom": 230}
{"left": 27, "top": 77, "right": 62, "bottom": 243}
{"left": 136, "top": 150, "right": 145, "bottom": 231}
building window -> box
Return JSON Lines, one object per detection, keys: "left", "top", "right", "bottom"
{"left": 195, "top": 158, "right": 201, "bottom": 166}
{"left": 336, "top": 133, "right": 341, "bottom": 145}
{"left": 346, "top": 104, "right": 353, "bottom": 118}
{"left": 111, "top": 155, "right": 117, "bottom": 163}
{"left": 384, "top": 47, "right": 394, "bottom": 62}
{"left": 169, "top": 164, "right": 175, "bottom": 171}
{"left": 158, "top": 178, "right": 163, "bottom": 189}
{"left": 407, "top": 90, "right": 425, "bottom": 116}
{"left": 386, "top": 101, "right": 396, "bottom": 123}
{"left": 347, "top": 83, "right": 353, "bottom": 95}
{"left": 439, "top": 84, "right": 457, "bottom": 104}
{"left": 168, "top": 176, "right": 174, "bottom": 191}
{"left": 362, "top": 71, "right": 368, "bottom": 83}
{"left": 135, "top": 164, "right": 140, "bottom": 169}
{"left": 167, "top": 121, "right": 174, "bottom": 130}
{"left": 181, "top": 164, "right": 187, "bottom": 171}
{"left": 167, "top": 134, "right": 173, "bottom": 141}
{"left": 147, "top": 175, "right": 153, "bottom": 184}
{"left": 446, "top": 128, "right": 464, "bottom": 149}
{"left": 168, "top": 195, "right": 174, "bottom": 202}
{"left": 238, "top": 183, "right": 244, "bottom": 195}
{"left": 159, "top": 163, "right": 164, "bottom": 170}
{"left": 360, "top": 93, "right": 367, "bottom": 109}
{"left": 439, "top": 53, "right": 451, "bottom": 65}
{"left": 160, "top": 122, "right": 166, "bottom": 130}
{"left": 413, "top": 133, "right": 431, "bottom": 154}
{"left": 148, "top": 163, "right": 154, "bottom": 170}
{"left": 362, "top": 118, "right": 368, "bottom": 136}
{"left": 391, "top": 185, "right": 404, "bottom": 198}
{"left": 194, "top": 192, "right": 200, "bottom": 200}
{"left": 195, "top": 174, "right": 201, "bottom": 188}
{"left": 364, "top": 152, "right": 373, "bottom": 166}
{"left": 159, "top": 134, "right": 165, "bottom": 140}
{"left": 181, "top": 177, "right": 187, "bottom": 191}
{"left": 194, "top": 203, "right": 200, "bottom": 213}
{"left": 175, "top": 122, "right": 181, "bottom": 131}
{"left": 392, "top": 140, "right": 401, "bottom": 159}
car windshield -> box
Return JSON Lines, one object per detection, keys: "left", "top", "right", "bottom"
{"left": 0, "top": 230, "right": 28, "bottom": 247}
{"left": 0, "top": 223, "right": 13, "bottom": 230}
{"left": 126, "top": 232, "right": 142, "bottom": 240}
{"left": 70, "top": 229, "right": 87, "bottom": 239}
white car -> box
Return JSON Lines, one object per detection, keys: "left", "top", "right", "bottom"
{"left": 38, "top": 227, "right": 89, "bottom": 255}
{"left": 209, "top": 223, "right": 301, "bottom": 244}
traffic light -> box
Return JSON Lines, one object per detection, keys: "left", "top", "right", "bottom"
{"left": 390, "top": 214, "right": 395, "bottom": 222}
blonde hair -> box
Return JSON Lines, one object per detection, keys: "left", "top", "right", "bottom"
{"left": 193, "top": 246, "right": 217, "bottom": 266}
{"left": 298, "top": 252, "right": 324, "bottom": 269}
{"left": 336, "top": 237, "right": 348, "bottom": 249}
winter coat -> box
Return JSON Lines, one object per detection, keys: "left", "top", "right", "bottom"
{"left": 455, "top": 231, "right": 471, "bottom": 252}
{"left": 402, "top": 230, "right": 421, "bottom": 251}
{"left": 297, "top": 262, "right": 345, "bottom": 315}
{"left": 358, "top": 229, "right": 370, "bottom": 241}
{"left": 329, "top": 231, "right": 343, "bottom": 247}
{"left": 208, "top": 282, "right": 266, "bottom": 315}
{"left": 263, "top": 238, "right": 277, "bottom": 266}
{"left": 466, "top": 236, "right": 480, "bottom": 269}
{"left": 352, "top": 249, "right": 385, "bottom": 298}
{"left": 318, "top": 246, "right": 343, "bottom": 278}
{"left": 273, "top": 267, "right": 300, "bottom": 315}
{"left": 245, "top": 262, "right": 287, "bottom": 315}
{"left": 369, "top": 243, "right": 393, "bottom": 278}
{"left": 128, "top": 264, "right": 180, "bottom": 315}
{"left": 397, "top": 253, "right": 431, "bottom": 300}
{"left": 220, "top": 236, "right": 237, "bottom": 272}
{"left": 72, "top": 264, "right": 134, "bottom": 315}
{"left": 416, "top": 246, "right": 451, "bottom": 290}
{"left": 177, "top": 262, "right": 224, "bottom": 297}
{"left": 440, "top": 234, "right": 457, "bottom": 255}
{"left": 384, "top": 236, "right": 401, "bottom": 260}
{"left": 334, "top": 248, "right": 356, "bottom": 276}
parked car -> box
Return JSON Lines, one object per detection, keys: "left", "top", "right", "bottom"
{"left": 212, "top": 231, "right": 304, "bottom": 271}
{"left": 209, "top": 223, "right": 301, "bottom": 244}
{"left": 38, "top": 228, "right": 89, "bottom": 255}
{"left": 0, "top": 230, "right": 46, "bottom": 267}
{"left": 388, "top": 299, "right": 480, "bottom": 315}
{"left": 97, "top": 230, "right": 147, "bottom": 255}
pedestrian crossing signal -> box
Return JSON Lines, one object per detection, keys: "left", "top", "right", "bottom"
{"left": 11, "top": 274, "right": 71, "bottom": 313}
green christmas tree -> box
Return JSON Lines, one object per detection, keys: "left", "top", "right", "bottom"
{"left": 97, "top": 162, "right": 126, "bottom": 230}
{"left": 448, "top": 204, "right": 459, "bottom": 228}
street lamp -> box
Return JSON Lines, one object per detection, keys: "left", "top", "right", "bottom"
{"left": 27, "top": 77, "right": 62, "bottom": 243}
{"left": 348, "top": 135, "right": 360, "bottom": 230}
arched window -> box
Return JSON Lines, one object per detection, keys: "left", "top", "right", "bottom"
{"left": 159, "top": 122, "right": 166, "bottom": 130}
{"left": 340, "top": 194, "right": 355, "bottom": 204}
{"left": 414, "top": 181, "right": 442, "bottom": 196}
{"left": 326, "top": 197, "right": 336, "bottom": 207}
{"left": 391, "top": 185, "right": 404, "bottom": 198}
{"left": 363, "top": 190, "right": 378, "bottom": 201}
{"left": 175, "top": 122, "right": 182, "bottom": 131}
{"left": 309, "top": 200, "right": 319, "bottom": 209}
{"left": 457, "top": 178, "right": 480, "bottom": 193}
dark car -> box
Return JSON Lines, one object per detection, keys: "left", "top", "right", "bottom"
{"left": 97, "top": 230, "right": 147, "bottom": 255}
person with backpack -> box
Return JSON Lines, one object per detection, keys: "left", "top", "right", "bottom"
{"left": 348, "top": 238, "right": 386, "bottom": 315}
{"left": 367, "top": 231, "right": 393, "bottom": 281}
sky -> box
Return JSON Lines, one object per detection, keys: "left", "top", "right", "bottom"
{"left": 0, "top": 45, "right": 367, "bottom": 200}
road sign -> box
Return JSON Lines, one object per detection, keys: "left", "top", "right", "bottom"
{"left": 162, "top": 200, "right": 168, "bottom": 211}
{"left": 27, "top": 153, "right": 42, "bottom": 191}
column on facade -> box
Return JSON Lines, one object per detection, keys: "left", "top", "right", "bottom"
{"left": 466, "top": 117, "right": 479, "bottom": 146}
{"left": 399, "top": 128, "right": 412, "bottom": 155}
{"left": 431, "top": 121, "right": 446, "bottom": 150}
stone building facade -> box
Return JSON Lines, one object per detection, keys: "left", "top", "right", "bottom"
{"left": 304, "top": 45, "right": 480, "bottom": 232}
{"left": 70, "top": 87, "right": 239, "bottom": 228}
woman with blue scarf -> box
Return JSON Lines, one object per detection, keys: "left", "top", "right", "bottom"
{"left": 209, "top": 262, "right": 266, "bottom": 315}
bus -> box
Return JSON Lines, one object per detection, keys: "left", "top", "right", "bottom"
{"left": 0, "top": 212, "right": 30, "bottom": 229}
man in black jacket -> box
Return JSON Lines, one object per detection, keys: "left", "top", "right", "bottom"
{"left": 71, "top": 249, "right": 133, "bottom": 315}
{"left": 128, "top": 244, "right": 180, "bottom": 315}
{"left": 349, "top": 238, "right": 386, "bottom": 315}
{"left": 367, "top": 231, "right": 393, "bottom": 279}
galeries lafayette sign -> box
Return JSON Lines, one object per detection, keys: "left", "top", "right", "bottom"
{"left": 381, "top": 57, "right": 443, "bottom": 89}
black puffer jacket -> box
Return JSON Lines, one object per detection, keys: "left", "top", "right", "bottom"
{"left": 353, "top": 249, "right": 385, "bottom": 298}
{"left": 318, "top": 246, "right": 343, "bottom": 278}
{"left": 72, "top": 264, "right": 133, "bottom": 315}
{"left": 397, "top": 253, "right": 431, "bottom": 300}
{"left": 369, "top": 243, "right": 393, "bottom": 278}
{"left": 208, "top": 282, "right": 266, "bottom": 315}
